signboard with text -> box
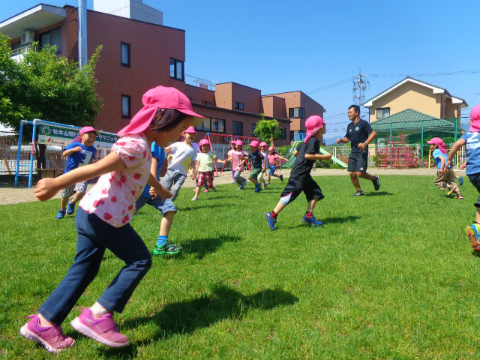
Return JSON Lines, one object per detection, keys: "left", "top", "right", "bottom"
{"left": 38, "top": 124, "right": 118, "bottom": 150}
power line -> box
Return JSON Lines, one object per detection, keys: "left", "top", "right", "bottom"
{"left": 369, "top": 70, "right": 480, "bottom": 78}
{"left": 306, "top": 76, "right": 355, "bottom": 95}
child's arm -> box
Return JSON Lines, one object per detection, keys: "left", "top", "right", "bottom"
{"left": 62, "top": 146, "right": 83, "bottom": 157}
{"left": 164, "top": 146, "right": 172, "bottom": 154}
{"left": 36, "top": 152, "right": 126, "bottom": 201}
{"left": 279, "top": 156, "right": 288, "bottom": 162}
{"left": 446, "top": 139, "right": 466, "bottom": 168}
{"left": 293, "top": 150, "right": 299, "bottom": 157}
{"left": 460, "top": 161, "right": 467, "bottom": 170}
{"left": 305, "top": 153, "right": 332, "bottom": 161}
{"left": 439, "top": 156, "right": 446, "bottom": 173}
{"left": 190, "top": 160, "right": 197, "bottom": 179}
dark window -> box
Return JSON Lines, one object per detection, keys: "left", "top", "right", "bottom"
{"left": 376, "top": 107, "right": 390, "bottom": 119}
{"left": 202, "top": 101, "right": 212, "bottom": 106}
{"left": 233, "top": 121, "right": 243, "bottom": 136}
{"left": 212, "top": 118, "right": 225, "bottom": 133}
{"left": 281, "top": 128, "right": 287, "bottom": 140}
{"left": 170, "top": 58, "right": 184, "bottom": 80}
{"left": 121, "top": 42, "right": 130, "bottom": 67}
{"left": 11, "top": 42, "right": 22, "bottom": 50}
{"left": 252, "top": 123, "right": 256, "bottom": 136}
{"left": 235, "top": 102, "right": 244, "bottom": 110}
{"left": 121, "top": 95, "right": 131, "bottom": 118}
{"left": 289, "top": 107, "right": 305, "bottom": 119}
{"left": 40, "top": 28, "right": 62, "bottom": 54}
{"left": 290, "top": 131, "right": 294, "bottom": 141}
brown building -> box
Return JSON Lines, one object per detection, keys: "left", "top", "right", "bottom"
{"left": 0, "top": 1, "right": 324, "bottom": 150}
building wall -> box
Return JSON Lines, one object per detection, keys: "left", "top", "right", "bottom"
{"left": 185, "top": 84, "right": 215, "bottom": 105}
{"left": 262, "top": 96, "right": 286, "bottom": 119}
{"left": 369, "top": 82, "right": 442, "bottom": 122}
{"left": 216, "top": 83, "right": 262, "bottom": 113}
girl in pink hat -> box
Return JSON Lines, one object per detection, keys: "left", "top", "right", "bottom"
{"left": 192, "top": 139, "right": 225, "bottom": 201}
{"left": 228, "top": 140, "right": 237, "bottom": 183}
{"left": 20, "top": 86, "right": 203, "bottom": 353}
{"left": 161, "top": 126, "right": 198, "bottom": 201}
{"left": 427, "top": 137, "right": 462, "bottom": 198}
{"left": 224, "top": 140, "right": 248, "bottom": 190}
{"left": 266, "top": 145, "right": 288, "bottom": 186}
{"left": 258, "top": 141, "right": 270, "bottom": 189}
{"left": 447, "top": 104, "right": 480, "bottom": 252}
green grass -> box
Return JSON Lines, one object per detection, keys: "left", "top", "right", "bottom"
{"left": 1, "top": 175, "right": 480, "bottom": 359}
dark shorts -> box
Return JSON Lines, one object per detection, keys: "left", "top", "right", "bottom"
{"left": 135, "top": 195, "right": 177, "bottom": 215}
{"left": 279, "top": 176, "right": 324, "bottom": 205}
{"left": 468, "top": 173, "right": 480, "bottom": 208}
{"left": 348, "top": 152, "right": 368, "bottom": 173}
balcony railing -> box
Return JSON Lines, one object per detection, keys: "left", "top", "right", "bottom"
{"left": 11, "top": 45, "right": 32, "bottom": 57}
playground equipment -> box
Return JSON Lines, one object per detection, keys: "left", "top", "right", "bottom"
{"left": 281, "top": 141, "right": 348, "bottom": 169}
{"left": 15, "top": 119, "right": 118, "bottom": 188}
{"left": 377, "top": 135, "right": 414, "bottom": 169}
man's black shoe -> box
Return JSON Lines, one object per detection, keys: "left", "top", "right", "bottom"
{"left": 373, "top": 176, "right": 380, "bottom": 191}
{"left": 352, "top": 190, "right": 364, "bottom": 196}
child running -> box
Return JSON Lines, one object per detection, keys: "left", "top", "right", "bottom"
{"left": 192, "top": 139, "right": 224, "bottom": 201}
{"left": 428, "top": 137, "right": 463, "bottom": 199}
{"left": 20, "top": 86, "right": 203, "bottom": 353}
{"left": 264, "top": 115, "right": 331, "bottom": 230}
{"left": 135, "top": 142, "right": 183, "bottom": 256}
{"left": 267, "top": 146, "right": 287, "bottom": 185}
{"left": 247, "top": 140, "right": 266, "bottom": 193}
{"left": 224, "top": 140, "right": 248, "bottom": 190}
{"left": 55, "top": 127, "right": 98, "bottom": 219}
{"left": 162, "top": 126, "right": 197, "bottom": 201}
{"left": 228, "top": 140, "right": 236, "bottom": 183}
{"left": 447, "top": 104, "right": 480, "bottom": 252}
{"left": 258, "top": 141, "right": 269, "bottom": 189}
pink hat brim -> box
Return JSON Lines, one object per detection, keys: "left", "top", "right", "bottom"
{"left": 304, "top": 126, "right": 322, "bottom": 143}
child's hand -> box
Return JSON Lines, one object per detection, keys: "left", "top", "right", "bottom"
{"left": 322, "top": 154, "right": 333, "bottom": 161}
{"left": 73, "top": 146, "right": 83, "bottom": 152}
{"left": 446, "top": 160, "right": 453, "bottom": 169}
{"left": 158, "top": 187, "right": 173, "bottom": 201}
{"left": 149, "top": 187, "right": 158, "bottom": 200}
{"left": 35, "top": 178, "right": 59, "bottom": 201}
{"left": 461, "top": 163, "right": 467, "bottom": 170}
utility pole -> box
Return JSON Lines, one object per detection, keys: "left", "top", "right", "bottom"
{"left": 78, "top": 0, "right": 88, "bottom": 68}
{"left": 352, "top": 68, "right": 369, "bottom": 107}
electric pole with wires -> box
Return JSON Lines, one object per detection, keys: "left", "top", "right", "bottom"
{"left": 352, "top": 68, "right": 369, "bottom": 107}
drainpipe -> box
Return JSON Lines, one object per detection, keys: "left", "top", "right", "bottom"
{"left": 78, "top": 0, "right": 88, "bottom": 68}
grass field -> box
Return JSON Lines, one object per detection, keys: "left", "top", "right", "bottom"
{"left": 1, "top": 175, "right": 480, "bottom": 359}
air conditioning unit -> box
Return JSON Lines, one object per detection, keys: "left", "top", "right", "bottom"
{"left": 21, "top": 30, "right": 35, "bottom": 45}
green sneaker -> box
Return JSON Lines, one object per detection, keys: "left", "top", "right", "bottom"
{"left": 152, "top": 241, "right": 183, "bottom": 256}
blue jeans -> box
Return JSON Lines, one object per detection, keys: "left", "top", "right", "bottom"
{"left": 468, "top": 173, "right": 480, "bottom": 208}
{"left": 136, "top": 194, "right": 177, "bottom": 215}
{"left": 39, "top": 207, "right": 152, "bottom": 324}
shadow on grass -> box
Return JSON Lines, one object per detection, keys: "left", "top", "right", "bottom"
{"left": 281, "top": 215, "right": 362, "bottom": 230}
{"left": 176, "top": 204, "right": 230, "bottom": 211}
{"left": 366, "top": 191, "right": 394, "bottom": 196}
{"left": 182, "top": 235, "right": 242, "bottom": 260}
{"left": 99, "top": 284, "right": 298, "bottom": 356}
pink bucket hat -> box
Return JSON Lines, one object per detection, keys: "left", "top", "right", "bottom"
{"left": 230, "top": 140, "right": 236, "bottom": 144}
{"left": 259, "top": 141, "right": 268, "bottom": 147}
{"left": 470, "top": 104, "right": 480, "bottom": 132}
{"left": 198, "top": 139, "right": 210, "bottom": 147}
{"left": 234, "top": 140, "right": 243, "bottom": 146}
{"left": 79, "top": 126, "right": 98, "bottom": 135}
{"left": 268, "top": 146, "right": 276, "bottom": 151}
{"left": 117, "top": 86, "right": 204, "bottom": 136}
{"left": 249, "top": 140, "right": 259, "bottom": 147}
{"left": 427, "top": 137, "right": 447, "bottom": 154}
{"left": 304, "top": 115, "right": 326, "bottom": 143}
{"left": 182, "top": 126, "right": 197, "bottom": 135}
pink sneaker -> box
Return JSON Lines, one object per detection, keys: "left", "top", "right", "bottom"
{"left": 20, "top": 314, "right": 74, "bottom": 353}
{"left": 71, "top": 308, "right": 129, "bottom": 347}
{"left": 204, "top": 189, "right": 209, "bottom": 193}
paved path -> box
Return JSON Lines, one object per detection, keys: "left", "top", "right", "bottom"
{"left": 0, "top": 168, "right": 447, "bottom": 206}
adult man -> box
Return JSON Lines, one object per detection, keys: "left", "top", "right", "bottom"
{"left": 337, "top": 105, "right": 380, "bottom": 196}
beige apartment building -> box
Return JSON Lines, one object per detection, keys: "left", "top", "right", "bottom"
{"left": 364, "top": 77, "right": 468, "bottom": 122}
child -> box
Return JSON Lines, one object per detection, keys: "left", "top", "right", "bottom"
{"left": 192, "top": 139, "right": 224, "bottom": 201}
{"left": 55, "top": 127, "right": 98, "bottom": 219}
{"left": 267, "top": 146, "right": 288, "bottom": 185}
{"left": 447, "top": 104, "right": 480, "bottom": 252}
{"left": 135, "top": 142, "right": 182, "bottom": 256}
{"left": 224, "top": 140, "right": 248, "bottom": 190}
{"left": 258, "top": 141, "right": 269, "bottom": 189}
{"left": 428, "top": 137, "right": 463, "bottom": 198}
{"left": 20, "top": 86, "right": 203, "bottom": 353}
{"left": 162, "top": 126, "right": 197, "bottom": 201}
{"left": 264, "top": 115, "right": 331, "bottom": 231}
{"left": 247, "top": 140, "right": 265, "bottom": 193}
{"left": 228, "top": 140, "right": 236, "bottom": 183}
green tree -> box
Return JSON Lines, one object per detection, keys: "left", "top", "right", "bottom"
{"left": 0, "top": 33, "right": 103, "bottom": 132}
{"left": 253, "top": 114, "right": 282, "bottom": 141}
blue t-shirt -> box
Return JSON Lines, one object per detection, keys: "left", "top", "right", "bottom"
{"left": 64, "top": 142, "right": 97, "bottom": 173}
{"left": 461, "top": 131, "right": 480, "bottom": 175}
{"left": 141, "top": 143, "right": 165, "bottom": 198}
{"left": 432, "top": 149, "right": 449, "bottom": 171}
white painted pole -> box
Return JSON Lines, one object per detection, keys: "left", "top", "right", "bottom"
{"left": 78, "top": 0, "right": 88, "bottom": 68}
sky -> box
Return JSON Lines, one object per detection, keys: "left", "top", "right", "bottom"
{"left": 1, "top": 0, "right": 480, "bottom": 140}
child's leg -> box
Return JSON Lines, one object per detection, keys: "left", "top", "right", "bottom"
{"left": 170, "top": 173, "right": 187, "bottom": 201}
{"left": 59, "top": 186, "right": 74, "bottom": 210}
{"left": 194, "top": 172, "right": 205, "bottom": 199}
{"left": 231, "top": 169, "right": 235, "bottom": 180}
{"left": 434, "top": 171, "right": 447, "bottom": 190}
{"left": 161, "top": 169, "right": 176, "bottom": 191}
{"left": 206, "top": 171, "right": 214, "bottom": 189}
{"left": 302, "top": 177, "right": 325, "bottom": 226}
{"left": 160, "top": 211, "right": 175, "bottom": 237}
{"left": 147, "top": 198, "right": 182, "bottom": 255}
{"left": 234, "top": 171, "right": 245, "bottom": 186}
{"left": 38, "top": 209, "right": 107, "bottom": 325}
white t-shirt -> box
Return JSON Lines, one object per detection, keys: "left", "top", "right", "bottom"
{"left": 197, "top": 152, "right": 216, "bottom": 172}
{"left": 168, "top": 142, "right": 197, "bottom": 175}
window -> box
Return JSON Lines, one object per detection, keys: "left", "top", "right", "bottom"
{"left": 281, "top": 128, "right": 287, "bottom": 140}
{"left": 290, "top": 131, "right": 294, "bottom": 141}
{"left": 289, "top": 107, "right": 305, "bottom": 118}
{"left": 202, "top": 101, "right": 212, "bottom": 106}
{"left": 121, "top": 95, "right": 131, "bottom": 118}
{"left": 170, "top": 58, "right": 184, "bottom": 80}
{"left": 233, "top": 121, "right": 243, "bottom": 136}
{"left": 11, "top": 42, "right": 22, "bottom": 50}
{"left": 252, "top": 123, "right": 257, "bottom": 136}
{"left": 235, "top": 102, "right": 244, "bottom": 110}
{"left": 121, "top": 42, "right": 130, "bottom": 67}
{"left": 376, "top": 108, "right": 390, "bottom": 119}
{"left": 196, "top": 118, "right": 225, "bottom": 133}
{"left": 40, "top": 28, "right": 62, "bottom": 54}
